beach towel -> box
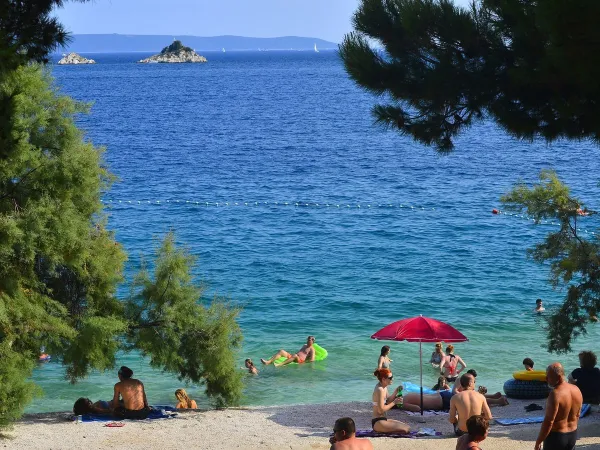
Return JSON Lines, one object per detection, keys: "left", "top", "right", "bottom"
{"left": 405, "top": 410, "right": 448, "bottom": 416}
{"left": 354, "top": 429, "right": 442, "bottom": 438}
{"left": 496, "top": 404, "right": 591, "bottom": 426}
{"left": 78, "top": 406, "right": 178, "bottom": 423}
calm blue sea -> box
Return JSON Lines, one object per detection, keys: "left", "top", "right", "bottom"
{"left": 28, "top": 51, "right": 600, "bottom": 412}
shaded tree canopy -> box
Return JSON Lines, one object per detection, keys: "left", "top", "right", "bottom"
{"left": 340, "top": 0, "right": 600, "bottom": 151}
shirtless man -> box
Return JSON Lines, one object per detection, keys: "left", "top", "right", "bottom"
{"left": 449, "top": 374, "right": 492, "bottom": 436}
{"left": 260, "top": 335, "right": 316, "bottom": 367}
{"left": 330, "top": 417, "right": 373, "bottom": 450}
{"left": 440, "top": 345, "right": 467, "bottom": 382}
{"left": 111, "top": 366, "right": 150, "bottom": 419}
{"left": 535, "top": 362, "right": 583, "bottom": 450}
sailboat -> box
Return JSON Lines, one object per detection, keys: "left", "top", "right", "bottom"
{"left": 314, "top": 43, "right": 319, "bottom": 53}
{"left": 222, "top": 48, "right": 226, "bottom": 53}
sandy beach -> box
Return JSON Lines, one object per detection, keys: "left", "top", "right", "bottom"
{"left": 4, "top": 400, "right": 599, "bottom": 449}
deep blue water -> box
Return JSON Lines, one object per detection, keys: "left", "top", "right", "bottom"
{"left": 29, "top": 51, "right": 600, "bottom": 412}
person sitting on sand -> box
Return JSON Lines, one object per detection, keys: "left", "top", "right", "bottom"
{"left": 430, "top": 342, "right": 446, "bottom": 369}
{"left": 456, "top": 415, "right": 489, "bottom": 450}
{"left": 330, "top": 417, "right": 373, "bottom": 450}
{"left": 244, "top": 358, "right": 259, "bottom": 374}
{"left": 175, "top": 388, "right": 197, "bottom": 409}
{"left": 260, "top": 335, "right": 316, "bottom": 367}
{"left": 535, "top": 298, "right": 545, "bottom": 313}
{"left": 73, "top": 398, "right": 112, "bottom": 415}
{"left": 371, "top": 369, "right": 410, "bottom": 434}
{"left": 449, "top": 374, "right": 492, "bottom": 436}
{"left": 433, "top": 375, "right": 451, "bottom": 391}
{"left": 377, "top": 345, "right": 392, "bottom": 370}
{"left": 111, "top": 366, "right": 150, "bottom": 419}
{"left": 440, "top": 345, "right": 466, "bottom": 382}
{"left": 523, "top": 357, "right": 535, "bottom": 371}
{"left": 568, "top": 350, "right": 600, "bottom": 404}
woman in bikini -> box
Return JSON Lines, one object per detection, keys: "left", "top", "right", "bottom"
{"left": 377, "top": 345, "right": 392, "bottom": 370}
{"left": 371, "top": 368, "right": 410, "bottom": 434}
{"left": 175, "top": 388, "right": 197, "bottom": 409}
{"left": 440, "top": 344, "right": 466, "bottom": 382}
{"left": 430, "top": 342, "right": 446, "bottom": 368}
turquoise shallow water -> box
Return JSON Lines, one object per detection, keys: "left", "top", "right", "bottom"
{"left": 27, "top": 51, "right": 600, "bottom": 413}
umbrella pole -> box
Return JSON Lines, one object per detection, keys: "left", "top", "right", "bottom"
{"left": 420, "top": 340, "right": 423, "bottom": 416}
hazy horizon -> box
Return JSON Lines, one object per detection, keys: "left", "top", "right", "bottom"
{"left": 55, "top": 0, "right": 473, "bottom": 44}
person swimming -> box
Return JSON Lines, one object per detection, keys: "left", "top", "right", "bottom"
{"left": 430, "top": 342, "right": 445, "bottom": 368}
{"left": 244, "top": 358, "right": 259, "bottom": 374}
{"left": 535, "top": 299, "right": 545, "bottom": 313}
{"left": 260, "top": 336, "right": 316, "bottom": 367}
{"left": 377, "top": 345, "right": 392, "bottom": 369}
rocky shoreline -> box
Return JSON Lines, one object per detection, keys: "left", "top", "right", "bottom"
{"left": 57, "top": 52, "right": 96, "bottom": 65}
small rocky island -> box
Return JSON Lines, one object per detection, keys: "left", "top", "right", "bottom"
{"left": 138, "top": 40, "right": 207, "bottom": 63}
{"left": 57, "top": 52, "right": 96, "bottom": 65}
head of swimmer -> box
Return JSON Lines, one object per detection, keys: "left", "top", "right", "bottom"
{"left": 380, "top": 345, "right": 390, "bottom": 357}
{"left": 374, "top": 368, "right": 394, "bottom": 386}
{"left": 435, "top": 342, "right": 442, "bottom": 353}
{"left": 546, "top": 362, "right": 565, "bottom": 388}
{"left": 307, "top": 335, "right": 315, "bottom": 345}
{"left": 245, "top": 358, "right": 254, "bottom": 368}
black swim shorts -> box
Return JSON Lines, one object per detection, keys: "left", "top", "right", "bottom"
{"left": 544, "top": 429, "right": 577, "bottom": 450}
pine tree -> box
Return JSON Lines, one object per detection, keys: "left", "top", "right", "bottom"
{"left": 341, "top": 0, "right": 600, "bottom": 351}
{"left": 0, "top": 1, "right": 244, "bottom": 425}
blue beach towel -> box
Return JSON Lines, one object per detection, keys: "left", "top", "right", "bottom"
{"left": 79, "top": 406, "right": 178, "bottom": 422}
{"left": 496, "top": 404, "right": 591, "bottom": 426}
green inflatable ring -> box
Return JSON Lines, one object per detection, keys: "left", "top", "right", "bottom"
{"left": 274, "top": 343, "right": 328, "bottom": 365}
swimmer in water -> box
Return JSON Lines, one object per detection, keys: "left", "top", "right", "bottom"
{"left": 534, "top": 299, "right": 545, "bottom": 313}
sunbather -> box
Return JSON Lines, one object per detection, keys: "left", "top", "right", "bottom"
{"left": 111, "top": 366, "right": 150, "bottom": 419}
{"left": 175, "top": 388, "right": 197, "bottom": 409}
{"left": 371, "top": 369, "right": 410, "bottom": 434}
{"left": 260, "top": 336, "right": 316, "bottom": 367}
{"left": 73, "top": 398, "right": 112, "bottom": 415}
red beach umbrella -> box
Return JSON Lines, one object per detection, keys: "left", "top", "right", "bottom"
{"left": 371, "top": 315, "right": 468, "bottom": 415}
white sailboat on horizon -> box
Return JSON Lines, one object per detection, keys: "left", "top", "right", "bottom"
{"left": 314, "top": 43, "right": 319, "bottom": 53}
{"left": 222, "top": 48, "right": 226, "bottom": 53}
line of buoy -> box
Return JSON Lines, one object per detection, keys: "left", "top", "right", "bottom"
{"left": 492, "top": 209, "right": 597, "bottom": 236}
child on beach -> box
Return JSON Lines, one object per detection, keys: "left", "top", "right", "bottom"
{"left": 456, "top": 415, "right": 489, "bottom": 450}
{"left": 175, "top": 388, "right": 197, "bottom": 409}
{"left": 433, "top": 375, "right": 451, "bottom": 391}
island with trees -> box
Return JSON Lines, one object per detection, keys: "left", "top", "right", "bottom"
{"left": 139, "top": 40, "right": 207, "bottom": 63}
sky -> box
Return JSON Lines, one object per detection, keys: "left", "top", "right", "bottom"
{"left": 55, "top": 0, "right": 472, "bottom": 43}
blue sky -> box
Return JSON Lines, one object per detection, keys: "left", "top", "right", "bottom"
{"left": 56, "top": 0, "right": 472, "bottom": 43}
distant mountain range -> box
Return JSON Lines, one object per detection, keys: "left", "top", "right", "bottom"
{"left": 58, "top": 34, "right": 338, "bottom": 53}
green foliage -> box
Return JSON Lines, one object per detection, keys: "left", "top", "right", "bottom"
{"left": 0, "top": 342, "right": 40, "bottom": 428}
{"left": 501, "top": 171, "right": 599, "bottom": 353}
{"left": 160, "top": 40, "right": 194, "bottom": 54}
{"left": 0, "top": 64, "right": 126, "bottom": 421}
{"left": 340, "top": 0, "right": 600, "bottom": 151}
{"left": 126, "top": 233, "right": 244, "bottom": 408}
{"left": 0, "top": 1, "right": 91, "bottom": 71}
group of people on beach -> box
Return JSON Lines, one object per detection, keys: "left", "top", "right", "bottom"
{"left": 73, "top": 366, "right": 198, "bottom": 419}
{"left": 329, "top": 344, "right": 599, "bottom": 450}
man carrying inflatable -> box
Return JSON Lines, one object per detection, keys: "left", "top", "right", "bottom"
{"left": 261, "top": 335, "right": 316, "bottom": 367}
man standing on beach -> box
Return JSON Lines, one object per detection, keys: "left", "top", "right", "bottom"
{"left": 112, "top": 366, "right": 150, "bottom": 419}
{"left": 260, "top": 335, "right": 316, "bottom": 367}
{"left": 449, "top": 374, "right": 492, "bottom": 436}
{"left": 330, "top": 417, "right": 373, "bottom": 450}
{"left": 535, "top": 363, "right": 583, "bottom": 450}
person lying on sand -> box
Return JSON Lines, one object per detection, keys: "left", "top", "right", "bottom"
{"left": 456, "top": 415, "right": 489, "bottom": 450}
{"left": 111, "top": 366, "right": 150, "bottom": 419}
{"left": 330, "top": 417, "right": 373, "bottom": 450}
{"left": 449, "top": 374, "right": 492, "bottom": 437}
{"left": 73, "top": 398, "right": 113, "bottom": 415}
{"left": 260, "top": 335, "right": 316, "bottom": 367}
{"left": 453, "top": 369, "right": 508, "bottom": 406}
{"left": 371, "top": 369, "right": 410, "bottom": 434}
